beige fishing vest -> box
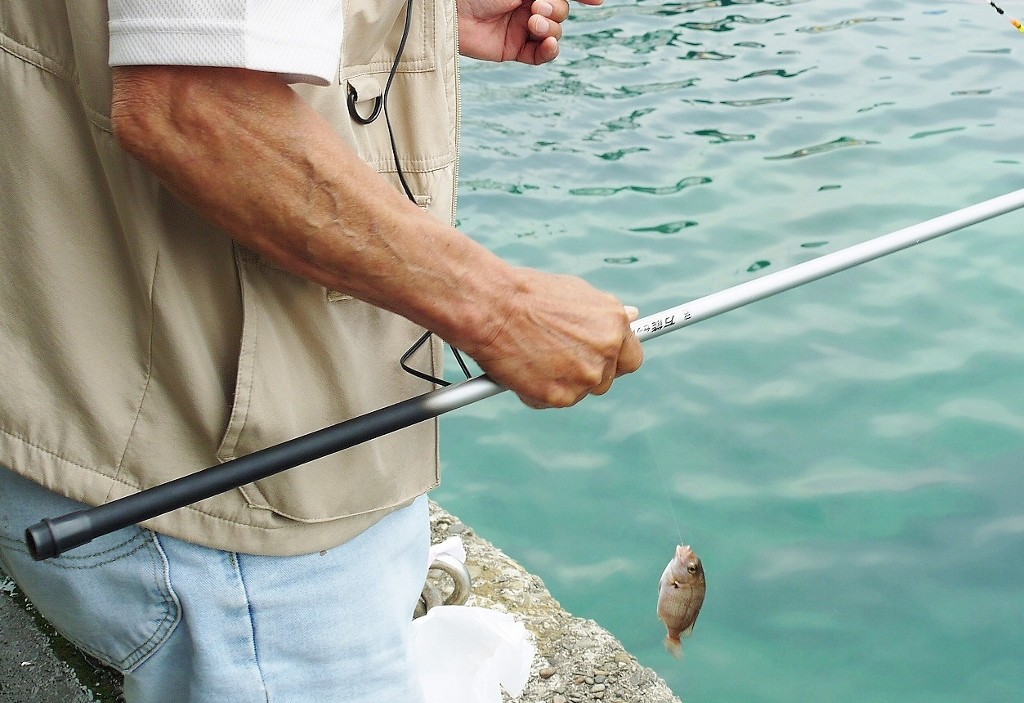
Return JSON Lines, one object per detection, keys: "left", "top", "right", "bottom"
{"left": 0, "top": 0, "right": 458, "bottom": 555}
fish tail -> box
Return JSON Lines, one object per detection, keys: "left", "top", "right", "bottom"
{"left": 664, "top": 634, "right": 682, "bottom": 658}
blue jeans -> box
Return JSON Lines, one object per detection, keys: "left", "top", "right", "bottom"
{"left": 0, "top": 465, "right": 429, "bottom": 703}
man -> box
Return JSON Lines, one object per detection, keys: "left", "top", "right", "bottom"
{"left": 0, "top": 1, "right": 643, "bottom": 701}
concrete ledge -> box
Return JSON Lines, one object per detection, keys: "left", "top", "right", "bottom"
{"left": 0, "top": 503, "right": 679, "bottom": 703}
{"left": 427, "top": 502, "right": 680, "bottom": 703}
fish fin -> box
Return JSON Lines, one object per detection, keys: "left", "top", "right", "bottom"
{"left": 664, "top": 635, "right": 683, "bottom": 658}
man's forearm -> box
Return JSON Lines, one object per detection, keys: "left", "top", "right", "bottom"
{"left": 111, "top": 65, "right": 643, "bottom": 408}
{"left": 110, "top": 65, "right": 512, "bottom": 356}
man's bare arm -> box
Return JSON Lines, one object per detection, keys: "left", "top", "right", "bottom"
{"left": 111, "top": 65, "right": 642, "bottom": 408}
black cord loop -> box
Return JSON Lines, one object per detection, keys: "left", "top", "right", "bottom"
{"left": 400, "top": 331, "right": 474, "bottom": 387}
{"left": 347, "top": 84, "right": 383, "bottom": 125}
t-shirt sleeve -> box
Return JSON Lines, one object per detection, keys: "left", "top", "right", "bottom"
{"left": 107, "top": 0, "right": 345, "bottom": 86}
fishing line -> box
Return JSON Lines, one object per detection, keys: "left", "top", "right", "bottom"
{"left": 665, "top": 492, "right": 685, "bottom": 546}
{"left": 985, "top": 0, "right": 1024, "bottom": 31}
{"left": 639, "top": 428, "right": 687, "bottom": 547}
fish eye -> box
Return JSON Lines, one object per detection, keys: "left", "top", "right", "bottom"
{"left": 687, "top": 564, "right": 697, "bottom": 574}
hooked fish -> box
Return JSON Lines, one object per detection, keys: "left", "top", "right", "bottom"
{"left": 657, "top": 544, "right": 706, "bottom": 657}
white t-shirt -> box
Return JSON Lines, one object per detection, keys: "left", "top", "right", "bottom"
{"left": 107, "top": 0, "right": 344, "bottom": 85}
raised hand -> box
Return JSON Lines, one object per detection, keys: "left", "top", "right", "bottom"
{"left": 457, "top": 0, "right": 602, "bottom": 65}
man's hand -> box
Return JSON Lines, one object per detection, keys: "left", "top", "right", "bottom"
{"left": 457, "top": 0, "right": 602, "bottom": 64}
{"left": 458, "top": 268, "right": 644, "bottom": 409}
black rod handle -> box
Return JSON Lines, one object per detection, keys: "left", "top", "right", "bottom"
{"left": 26, "top": 376, "right": 505, "bottom": 560}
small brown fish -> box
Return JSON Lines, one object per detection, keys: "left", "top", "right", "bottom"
{"left": 657, "top": 544, "right": 706, "bottom": 657}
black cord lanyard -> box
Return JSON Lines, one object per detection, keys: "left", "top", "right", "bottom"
{"left": 347, "top": 0, "right": 418, "bottom": 202}
{"left": 348, "top": 0, "right": 473, "bottom": 386}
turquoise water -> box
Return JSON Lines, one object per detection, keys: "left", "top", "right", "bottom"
{"left": 434, "top": 0, "right": 1024, "bottom": 701}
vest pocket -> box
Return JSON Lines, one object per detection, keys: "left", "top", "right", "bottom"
{"left": 215, "top": 245, "right": 439, "bottom": 523}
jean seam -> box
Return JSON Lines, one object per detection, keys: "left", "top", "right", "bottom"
{"left": 72, "top": 532, "right": 179, "bottom": 672}
{"left": 1, "top": 530, "right": 181, "bottom": 672}
{"left": 118, "top": 532, "right": 182, "bottom": 673}
{"left": 0, "top": 529, "right": 149, "bottom": 567}
{"left": 232, "top": 552, "right": 271, "bottom": 703}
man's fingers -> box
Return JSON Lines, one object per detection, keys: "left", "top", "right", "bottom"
{"left": 528, "top": 12, "right": 563, "bottom": 41}
{"left": 583, "top": 309, "right": 644, "bottom": 397}
{"left": 533, "top": 0, "right": 571, "bottom": 23}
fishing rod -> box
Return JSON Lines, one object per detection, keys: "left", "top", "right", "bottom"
{"left": 25, "top": 187, "right": 1024, "bottom": 560}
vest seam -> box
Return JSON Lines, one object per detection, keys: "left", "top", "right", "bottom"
{"left": 0, "top": 33, "right": 113, "bottom": 133}
{"left": 0, "top": 32, "right": 72, "bottom": 80}
{"left": 215, "top": 247, "right": 260, "bottom": 462}
{"left": 0, "top": 425, "right": 97, "bottom": 478}
{"left": 0, "top": 425, "right": 280, "bottom": 532}
{"left": 108, "top": 251, "right": 160, "bottom": 502}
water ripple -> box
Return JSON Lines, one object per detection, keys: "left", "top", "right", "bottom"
{"left": 909, "top": 127, "right": 966, "bottom": 140}
{"left": 460, "top": 179, "right": 541, "bottom": 194}
{"left": 574, "top": 0, "right": 803, "bottom": 22}
{"left": 717, "top": 95, "right": 792, "bottom": 107}
{"left": 678, "top": 49, "right": 736, "bottom": 61}
{"left": 728, "top": 66, "right": 816, "bottom": 81}
{"left": 620, "top": 29, "right": 682, "bottom": 53}
{"left": 596, "top": 146, "right": 651, "bottom": 161}
{"left": 569, "top": 175, "right": 712, "bottom": 196}
{"left": 795, "top": 16, "right": 904, "bottom": 33}
{"left": 629, "top": 220, "right": 699, "bottom": 233}
{"left": 764, "top": 136, "right": 879, "bottom": 160}
{"left": 689, "top": 128, "right": 756, "bottom": 143}
{"left": 616, "top": 78, "right": 700, "bottom": 97}
{"left": 681, "top": 13, "right": 790, "bottom": 33}
{"left": 856, "top": 101, "right": 895, "bottom": 113}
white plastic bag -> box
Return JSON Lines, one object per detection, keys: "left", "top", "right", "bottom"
{"left": 426, "top": 535, "right": 467, "bottom": 568}
{"left": 411, "top": 605, "right": 535, "bottom": 702}
{"left": 413, "top": 534, "right": 535, "bottom": 701}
